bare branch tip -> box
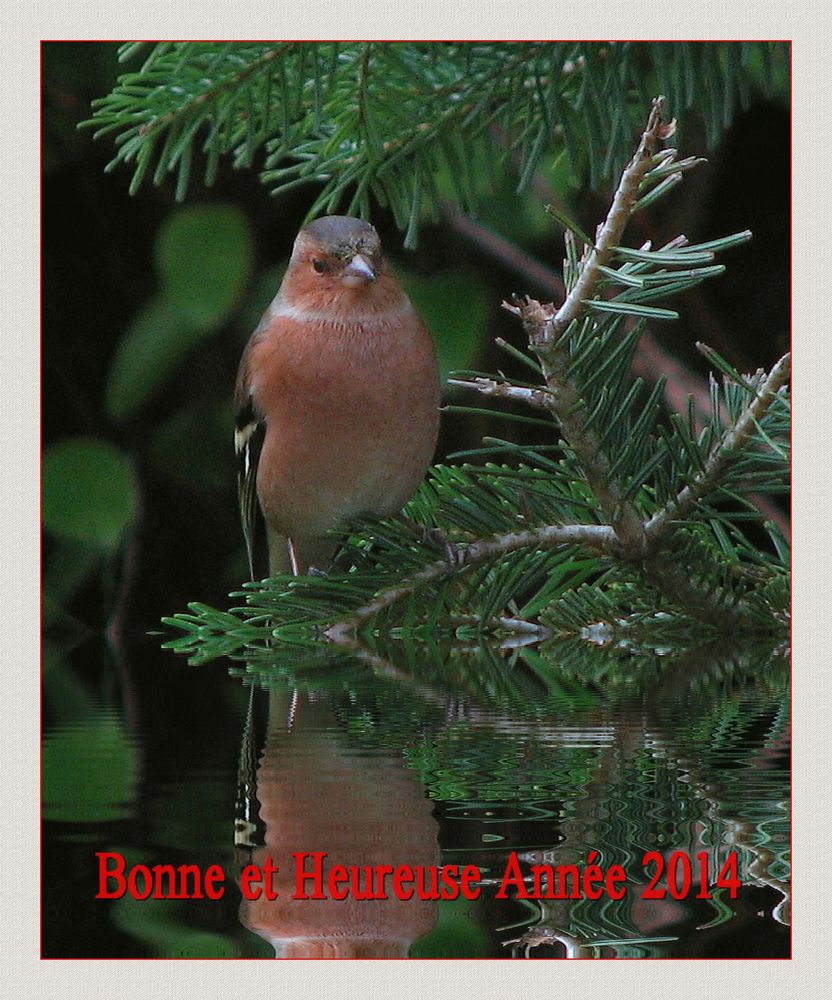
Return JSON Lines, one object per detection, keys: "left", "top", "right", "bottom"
{"left": 644, "top": 97, "right": 675, "bottom": 143}
{"left": 658, "top": 118, "right": 677, "bottom": 141}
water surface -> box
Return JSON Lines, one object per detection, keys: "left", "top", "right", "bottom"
{"left": 42, "top": 633, "right": 789, "bottom": 958}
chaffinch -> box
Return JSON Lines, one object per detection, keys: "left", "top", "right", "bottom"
{"left": 235, "top": 215, "right": 440, "bottom": 577}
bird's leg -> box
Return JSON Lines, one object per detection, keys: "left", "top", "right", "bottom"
{"left": 287, "top": 538, "right": 305, "bottom": 576}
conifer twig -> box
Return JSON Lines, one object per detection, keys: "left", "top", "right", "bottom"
{"left": 644, "top": 351, "right": 791, "bottom": 546}
{"left": 545, "top": 97, "right": 672, "bottom": 342}
{"left": 497, "top": 99, "right": 672, "bottom": 552}
{"left": 446, "top": 376, "right": 553, "bottom": 410}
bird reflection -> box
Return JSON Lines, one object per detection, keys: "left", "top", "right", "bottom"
{"left": 236, "top": 687, "right": 440, "bottom": 958}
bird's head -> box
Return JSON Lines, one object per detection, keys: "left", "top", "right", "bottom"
{"left": 278, "top": 215, "right": 408, "bottom": 317}
{"left": 289, "top": 215, "right": 383, "bottom": 288}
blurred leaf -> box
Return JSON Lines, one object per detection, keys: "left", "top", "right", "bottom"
{"left": 155, "top": 203, "right": 254, "bottom": 328}
{"left": 107, "top": 204, "right": 257, "bottom": 422}
{"left": 42, "top": 438, "right": 136, "bottom": 548}
{"left": 106, "top": 298, "right": 206, "bottom": 420}
{"left": 42, "top": 713, "right": 137, "bottom": 822}
{"left": 397, "top": 266, "right": 490, "bottom": 385}
{"left": 105, "top": 295, "right": 204, "bottom": 422}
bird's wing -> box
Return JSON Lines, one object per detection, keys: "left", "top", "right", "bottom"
{"left": 235, "top": 392, "right": 266, "bottom": 581}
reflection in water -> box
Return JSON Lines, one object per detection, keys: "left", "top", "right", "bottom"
{"left": 229, "top": 637, "right": 789, "bottom": 958}
{"left": 42, "top": 635, "right": 789, "bottom": 958}
{"left": 237, "top": 690, "right": 440, "bottom": 957}
{"left": 430, "top": 641, "right": 789, "bottom": 957}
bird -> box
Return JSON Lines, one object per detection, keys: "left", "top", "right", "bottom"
{"left": 234, "top": 215, "right": 441, "bottom": 578}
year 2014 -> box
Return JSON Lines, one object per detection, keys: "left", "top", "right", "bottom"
{"left": 640, "top": 850, "right": 741, "bottom": 900}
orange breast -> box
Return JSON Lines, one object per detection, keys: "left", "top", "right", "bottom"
{"left": 250, "top": 304, "right": 440, "bottom": 539}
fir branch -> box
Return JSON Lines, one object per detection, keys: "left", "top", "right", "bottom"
{"left": 644, "top": 351, "right": 791, "bottom": 546}
{"left": 325, "top": 523, "right": 617, "bottom": 641}
{"left": 84, "top": 43, "right": 788, "bottom": 240}
{"left": 497, "top": 99, "right": 673, "bottom": 550}
{"left": 442, "top": 99, "right": 788, "bottom": 630}
{"left": 443, "top": 203, "right": 789, "bottom": 544}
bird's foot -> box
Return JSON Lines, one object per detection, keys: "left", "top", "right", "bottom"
{"left": 425, "top": 527, "right": 464, "bottom": 573}
{"left": 395, "top": 516, "right": 462, "bottom": 572}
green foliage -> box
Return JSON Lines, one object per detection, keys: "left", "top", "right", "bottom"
{"left": 84, "top": 41, "right": 788, "bottom": 245}
{"left": 164, "top": 405, "right": 787, "bottom": 666}
{"left": 164, "top": 350, "right": 789, "bottom": 662}
{"left": 42, "top": 437, "right": 136, "bottom": 548}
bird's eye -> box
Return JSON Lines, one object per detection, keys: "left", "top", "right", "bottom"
{"left": 312, "top": 259, "right": 329, "bottom": 274}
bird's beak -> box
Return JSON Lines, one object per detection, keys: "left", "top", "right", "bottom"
{"left": 342, "top": 253, "right": 376, "bottom": 286}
